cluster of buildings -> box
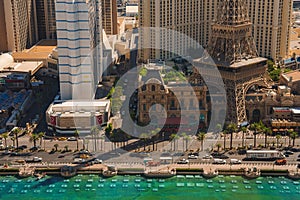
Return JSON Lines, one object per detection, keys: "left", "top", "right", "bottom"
{"left": 1, "top": 0, "right": 300, "bottom": 137}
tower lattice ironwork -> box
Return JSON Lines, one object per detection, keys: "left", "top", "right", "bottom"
{"left": 207, "top": 0, "right": 271, "bottom": 124}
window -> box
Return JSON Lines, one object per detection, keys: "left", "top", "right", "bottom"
{"left": 143, "top": 104, "right": 146, "bottom": 111}
{"left": 151, "top": 85, "right": 155, "bottom": 91}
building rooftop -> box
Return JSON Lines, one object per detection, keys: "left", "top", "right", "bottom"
{"left": 12, "top": 40, "right": 57, "bottom": 61}
{"left": 282, "top": 70, "right": 300, "bottom": 82}
{"left": 0, "top": 61, "right": 43, "bottom": 75}
{"left": 48, "top": 100, "right": 111, "bottom": 114}
{"left": 291, "top": 108, "right": 300, "bottom": 114}
{"left": 229, "top": 57, "right": 267, "bottom": 68}
{"left": 273, "top": 107, "right": 291, "bottom": 112}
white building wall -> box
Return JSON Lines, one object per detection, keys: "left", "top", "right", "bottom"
{"left": 55, "top": 0, "right": 103, "bottom": 100}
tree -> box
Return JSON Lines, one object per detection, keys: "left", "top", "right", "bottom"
{"left": 91, "top": 126, "right": 100, "bottom": 151}
{"left": 222, "top": 130, "right": 228, "bottom": 150}
{"left": 174, "top": 135, "right": 180, "bottom": 151}
{"left": 169, "top": 134, "right": 176, "bottom": 151}
{"left": 64, "top": 145, "right": 69, "bottom": 152}
{"left": 140, "top": 133, "right": 148, "bottom": 151}
{"left": 249, "top": 121, "right": 263, "bottom": 148}
{"left": 263, "top": 127, "right": 272, "bottom": 148}
{"left": 241, "top": 127, "right": 247, "bottom": 148}
{"left": 74, "top": 130, "right": 80, "bottom": 150}
{"left": 12, "top": 127, "right": 21, "bottom": 148}
{"left": 184, "top": 135, "right": 191, "bottom": 151}
{"left": 2, "top": 132, "right": 9, "bottom": 148}
{"left": 29, "top": 134, "right": 39, "bottom": 148}
{"left": 226, "top": 123, "right": 238, "bottom": 149}
{"left": 290, "top": 131, "right": 298, "bottom": 147}
{"left": 276, "top": 134, "right": 281, "bottom": 147}
{"left": 38, "top": 132, "right": 45, "bottom": 147}
{"left": 54, "top": 144, "right": 59, "bottom": 152}
{"left": 197, "top": 132, "right": 206, "bottom": 151}
{"left": 216, "top": 143, "right": 221, "bottom": 152}
{"left": 181, "top": 133, "right": 187, "bottom": 151}
{"left": 215, "top": 123, "right": 222, "bottom": 134}
{"left": 11, "top": 137, "right": 15, "bottom": 147}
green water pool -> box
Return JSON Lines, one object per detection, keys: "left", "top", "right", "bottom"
{"left": 0, "top": 175, "right": 299, "bottom": 200}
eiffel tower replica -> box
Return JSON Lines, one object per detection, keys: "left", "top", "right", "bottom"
{"left": 205, "top": 0, "right": 271, "bottom": 124}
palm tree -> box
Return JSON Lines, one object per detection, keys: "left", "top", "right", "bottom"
{"left": 54, "top": 144, "right": 59, "bottom": 151}
{"left": 169, "top": 134, "right": 176, "bottom": 151}
{"left": 215, "top": 123, "right": 222, "bottom": 134}
{"left": 241, "top": 126, "right": 247, "bottom": 148}
{"left": 249, "top": 121, "right": 263, "bottom": 148}
{"left": 38, "top": 132, "right": 45, "bottom": 147}
{"left": 222, "top": 130, "right": 228, "bottom": 150}
{"left": 290, "top": 131, "right": 298, "bottom": 147}
{"left": 12, "top": 127, "right": 21, "bottom": 148}
{"left": 226, "top": 123, "right": 238, "bottom": 149}
{"left": 287, "top": 129, "right": 293, "bottom": 146}
{"left": 216, "top": 143, "right": 221, "bottom": 152}
{"left": 11, "top": 137, "right": 15, "bottom": 147}
{"left": 74, "top": 130, "right": 80, "bottom": 150}
{"left": 263, "top": 127, "right": 272, "bottom": 148}
{"left": 174, "top": 135, "right": 180, "bottom": 151}
{"left": 184, "top": 135, "right": 191, "bottom": 151}
{"left": 181, "top": 133, "right": 187, "bottom": 151}
{"left": 29, "top": 134, "right": 39, "bottom": 148}
{"left": 276, "top": 134, "right": 281, "bottom": 147}
{"left": 91, "top": 126, "right": 100, "bottom": 151}
{"left": 64, "top": 145, "right": 69, "bottom": 152}
{"left": 197, "top": 132, "right": 206, "bottom": 151}
{"left": 2, "top": 132, "right": 9, "bottom": 148}
{"left": 140, "top": 133, "right": 148, "bottom": 151}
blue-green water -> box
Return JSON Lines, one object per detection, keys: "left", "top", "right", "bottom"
{"left": 0, "top": 175, "right": 299, "bottom": 200}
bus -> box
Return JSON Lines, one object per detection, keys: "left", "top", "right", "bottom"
{"left": 245, "top": 150, "right": 284, "bottom": 161}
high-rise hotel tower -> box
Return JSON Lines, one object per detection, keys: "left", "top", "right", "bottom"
{"left": 55, "top": 0, "right": 103, "bottom": 100}
{"left": 138, "top": 0, "right": 293, "bottom": 62}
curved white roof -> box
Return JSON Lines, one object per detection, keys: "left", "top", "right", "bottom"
{"left": 0, "top": 53, "right": 14, "bottom": 68}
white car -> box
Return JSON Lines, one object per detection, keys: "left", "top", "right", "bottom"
{"left": 213, "top": 159, "right": 226, "bottom": 164}
{"left": 93, "top": 159, "right": 103, "bottom": 164}
{"left": 177, "top": 159, "right": 189, "bottom": 164}
{"left": 202, "top": 154, "right": 213, "bottom": 159}
{"left": 73, "top": 158, "right": 86, "bottom": 164}
{"left": 67, "top": 137, "right": 77, "bottom": 141}
{"left": 32, "top": 157, "right": 42, "bottom": 162}
{"left": 188, "top": 154, "right": 198, "bottom": 159}
{"left": 230, "top": 159, "right": 241, "bottom": 164}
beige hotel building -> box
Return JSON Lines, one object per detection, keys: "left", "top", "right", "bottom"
{"left": 139, "top": 0, "right": 293, "bottom": 62}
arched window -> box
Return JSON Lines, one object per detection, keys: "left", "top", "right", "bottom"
{"left": 200, "top": 114, "right": 205, "bottom": 122}
{"left": 151, "top": 85, "right": 155, "bottom": 91}
{"left": 142, "top": 85, "right": 146, "bottom": 91}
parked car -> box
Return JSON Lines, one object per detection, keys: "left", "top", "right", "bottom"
{"left": 188, "top": 154, "right": 198, "bottom": 159}
{"left": 202, "top": 154, "right": 213, "bottom": 159}
{"left": 26, "top": 157, "right": 42, "bottom": 162}
{"left": 230, "top": 159, "right": 241, "bottom": 164}
{"left": 177, "top": 159, "right": 189, "bottom": 164}
{"left": 213, "top": 159, "right": 226, "bottom": 164}
{"left": 284, "top": 151, "right": 294, "bottom": 155}
{"left": 275, "top": 159, "right": 287, "bottom": 165}
{"left": 93, "top": 159, "right": 102, "bottom": 164}
{"left": 58, "top": 137, "right": 67, "bottom": 141}
{"left": 67, "top": 137, "right": 77, "bottom": 141}
{"left": 73, "top": 158, "right": 86, "bottom": 164}
{"left": 188, "top": 153, "right": 199, "bottom": 159}
{"left": 211, "top": 153, "right": 229, "bottom": 159}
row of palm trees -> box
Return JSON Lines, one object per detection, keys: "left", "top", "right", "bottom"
{"left": 220, "top": 121, "right": 299, "bottom": 150}
{"left": 1, "top": 128, "right": 46, "bottom": 150}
